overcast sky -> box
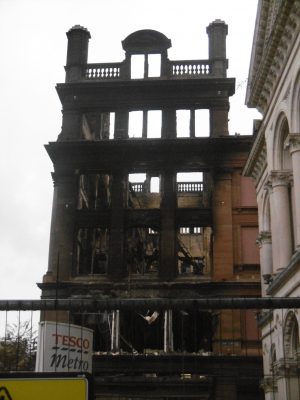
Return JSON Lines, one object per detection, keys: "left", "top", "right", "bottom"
{"left": 0, "top": 0, "right": 260, "bottom": 300}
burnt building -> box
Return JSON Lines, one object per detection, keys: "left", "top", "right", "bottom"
{"left": 39, "top": 21, "right": 262, "bottom": 399}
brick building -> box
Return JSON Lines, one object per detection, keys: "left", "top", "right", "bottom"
{"left": 39, "top": 21, "right": 262, "bottom": 399}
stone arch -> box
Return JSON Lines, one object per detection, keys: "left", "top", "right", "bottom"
{"left": 283, "top": 311, "right": 299, "bottom": 358}
{"left": 273, "top": 112, "right": 292, "bottom": 170}
{"left": 290, "top": 68, "right": 300, "bottom": 133}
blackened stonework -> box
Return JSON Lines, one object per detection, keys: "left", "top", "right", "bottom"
{"left": 39, "top": 21, "right": 262, "bottom": 400}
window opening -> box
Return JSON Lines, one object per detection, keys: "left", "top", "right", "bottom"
{"left": 76, "top": 228, "right": 109, "bottom": 275}
{"left": 109, "top": 112, "right": 115, "bottom": 139}
{"left": 73, "top": 312, "right": 112, "bottom": 353}
{"left": 147, "top": 110, "right": 162, "bottom": 138}
{"left": 130, "top": 54, "right": 144, "bottom": 79}
{"left": 150, "top": 177, "right": 160, "bottom": 193}
{"left": 177, "top": 226, "right": 212, "bottom": 276}
{"left": 176, "top": 172, "right": 203, "bottom": 193}
{"left": 173, "top": 310, "right": 213, "bottom": 353}
{"left": 128, "top": 173, "right": 161, "bottom": 208}
{"left": 195, "top": 109, "right": 210, "bottom": 137}
{"left": 126, "top": 227, "right": 159, "bottom": 275}
{"left": 176, "top": 110, "right": 190, "bottom": 137}
{"left": 129, "top": 111, "right": 143, "bottom": 138}
{"left": 77, "top": 174, "right": 111, "bottom": 210}
{"left": 120, "top": 309, "right": 163, "bottom": 353}
{"left": 148, "top": 54, "right": 161, "bottom": 77}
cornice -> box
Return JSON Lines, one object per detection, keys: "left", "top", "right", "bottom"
{"left": 243, "top": 127, "right": 267, "bottom": 185}
{"left": 267, "top": 250, "right": 300, "bottom": 295}
{"left": 246, "top": 0, "right": 300, "bottom": 113}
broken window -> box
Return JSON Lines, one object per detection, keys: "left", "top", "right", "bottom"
{"left": 176, "top": 109, "right": 210, "bottom": 137}
{"left": 177, "top": 226, "right": 213, "bottom": 276}
{"left": 128, "top": 173, "right": 161, "bottom": 208}
{"left": 126, "top": 228, "right": 159, "bottom": 275}
{"left": 130, "top": 55, "right": 145, "bottom": 79}
{"left": 120, "top": 309, "right": 163, "bottom": 353}
{"left": 148, "top": 54, "right": 161, "bottom": 77}
{"left": 176, "top": 110, "right": 190, "bottom": 137}
{"left": 73, "top": 312, "right": 112, "bottom": 353}
{"left": 173, "top": 310, "right": 213, "bottom": 353}
{"left": 177, "top": 172, "right": 204, "bottom": 208}
{"left": 147, "top": 110, "right": 162, "bottom": 138}
{"left": 130, "top": 54, "right": 161, "bottom": 79}
{"left": 82, "top": 112, "right": 115, "bottom": 140}
{"left": 195, "top": 109, "right": 210, "bottom": 137}
{"left": 77, "top": 173, "right": 111, "bottom": 210}
{"left": 76, "top": 227, "right": 109, "bottom": 275}
{"left": 128, "top": 110, "right": 162, "bottom": 138}
{"left": 109, "top": 112, "right": 115, "bottom": 139}
{"left": 129, "top": 111, "right": 143, "bottom": 138}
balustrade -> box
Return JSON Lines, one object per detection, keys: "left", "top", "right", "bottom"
{"left": 131, "top": 183, "right": 144, "bottom": 193}
{"left": 170, "top": 60, "right": 211, "bottom": 77}
{"left": 177, "top": 182, "right": 203, "bottom": 193}
{"left": 85, "top": 63, "right": 121, "bottom": 79}
{"left": 83, "top": 60, "right": 211, "bottom": 80}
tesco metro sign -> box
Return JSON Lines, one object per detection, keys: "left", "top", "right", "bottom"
{"left": 35, "top": 322, "right": 93, "bottom": 373}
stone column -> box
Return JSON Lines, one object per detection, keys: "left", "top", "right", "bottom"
{"left": 164, "top": 310, "right": 173, "bottom": 352}
{"left": 285, "top": 134, "right": 300, "bottom": 249}
{"left": 108, "top": 171, "right": 128, "bottom": 279}
{"left": 270, "top": 171, "right": 293, "bottom": 273}
{"left": 256, "top": 231, "right": 272, "bottom": 295}
{"left": 160, "top": 170, "right": 177, "bottom": 279}
{"left": 161, "top": 108, "right": 176, "bottom": 139}
{"left": 44, "top": 172, "right": 78, "bottom": 281}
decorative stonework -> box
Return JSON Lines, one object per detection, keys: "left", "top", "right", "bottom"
{"left": 246, "top": 0, "right": 300, "bottom": 113}
{"left": 243, "top": 131, "right": 267, "bottom": 184}
{"left": 260, "top": 376, "right": 278, "bottom": 394}
{"left": 256, "top": 231, "right": 272, "bottom": 247}
{"left": 269, "top": 170, "right": 292, "bottom": 188}
{"left": 284, "top": 134, "right": 300, "bottom": 154}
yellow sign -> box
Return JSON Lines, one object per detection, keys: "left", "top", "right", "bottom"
{"left": 0, "top": 376, "right": 89, "bottom": 400}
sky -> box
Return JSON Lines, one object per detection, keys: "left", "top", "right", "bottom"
{"left": 0, "top": 0, "right": 260, "bottom": 300}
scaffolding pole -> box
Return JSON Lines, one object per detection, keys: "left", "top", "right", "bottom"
{"left": 1, "top": 297, "right": 300, "bottom": 311}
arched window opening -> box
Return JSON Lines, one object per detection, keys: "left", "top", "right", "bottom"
{"left": 284, "top": 312, "right": 300, "bottom": 359}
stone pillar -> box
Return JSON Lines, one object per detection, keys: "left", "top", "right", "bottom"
{"left": 285, "top": 134, "right": 300, "bottom": 249}
{"left": 270, "top": 171, "right": 293, "bottom": 273}
{"left": 59, "top": 109, "right": 82, "bottom": 141}
{"left": 164, "top": 310, "right": 173, "bottom": 352}
{"left": 160, "top": 170, "right": 177, "bottom": 279}
{"left": 212, "top": 172, "right": 233, "bottom": 280}
{"left": 206, "top": 20, "right": 228, "bottom": 77}
{"left": 210, "top": 108, "right": 229, "bottom": 137}
{"left": 46, "top": 177, "right": 58, "bottom": 276}
{"left": 114, "top": 111, "right": 129, "bottom": 139}
{"left": 44, "top": 172, "right": 77, "bottom": 281}
{"left": 161, "top": 108, "right": 176, "bottom": 139}
{"left": 65, "top": 25, "right": 91, "bottom": 82}
{"left": 256, "top": 231, "right": 272, "bottom": 295}
{"left": 108, "top": 171, "right": 127, "bottom": 279}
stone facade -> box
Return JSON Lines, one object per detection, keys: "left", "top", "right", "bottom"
{"left": 244, "top": 1, "right": 300, "bottom": 398}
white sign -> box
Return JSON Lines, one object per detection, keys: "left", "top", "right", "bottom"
{"left": 35, "top": 321, "right": 93, "bottom": 373}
